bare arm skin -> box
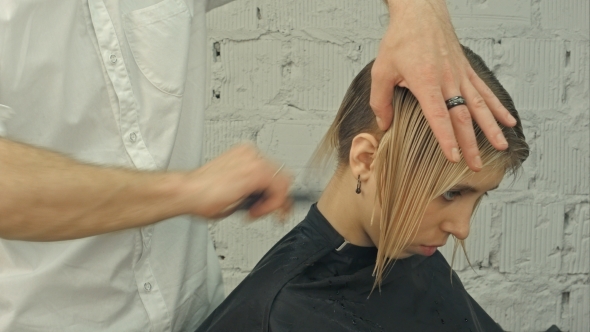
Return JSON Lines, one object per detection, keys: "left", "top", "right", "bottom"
{"left": 0, "top": 139, "right": 290, "bottom": 241}
{"left": 372, "top": 0, "right": 517, "bottom": 171}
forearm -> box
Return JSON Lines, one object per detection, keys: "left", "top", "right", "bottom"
{"left": 0, "top": 139, "right": 190, "bottom": 241}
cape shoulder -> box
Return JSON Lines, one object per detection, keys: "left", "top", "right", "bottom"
{"left": 196, "top": 218, "right": 336, "bottom": 332}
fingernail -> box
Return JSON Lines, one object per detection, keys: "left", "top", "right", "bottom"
{"left": 452, "top": 148, "right": 461, "bottom": 163}
{"left": 376, "top": 116, "right": 382, "bottom": 125}
{"left": 497, "top": 133, "right": 508, "bottom": 148}
{"left": 508, "top": 114, "right": 517, "bottom": 126}
{"left": 474, "top": 156, "right": 482, "bottom": 169}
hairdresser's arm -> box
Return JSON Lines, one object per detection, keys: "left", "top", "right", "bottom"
{"left": 371, "top": 0, "right": 517, "bottom": 171}
{"left": 0, "top": 139, "right": 290, "bottom": 241}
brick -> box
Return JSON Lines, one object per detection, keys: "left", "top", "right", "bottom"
{"left": 500, "top": 203, "right": 564, "bottom": 273}
{"left": 203, "top": 120, "right": 253, "bottom": 163}
{"left": 207, "top": 0, "right": 259, "bottom": 31}
{"left": 500, "top": 39, "right": 566, "bottom": 111}
{"left": 289, "top": 39, "right": 356, "bottom": 110}
{"left": 484, "top": 290, "right": 559, "bottom": 332}
{"left": 562, "top": 204, "right": 590, "bottom": 273}
{"left": 565, "top": 41, "right": 590, "bottom": 114}
{"left": 448, "top": 0, "right": 531, "bottom": 28}
{"left": 540, "top": 0, "right": 590, "bottom": 36}
{"left": 537, "top": 122, "right": 590, "bottom": 195}
{"left": 569, "top": 285, "right": 590, "bottom": 332}
{"left": 209, "top": 39, "right": 283, "bottom": 109}
{"left": 261, "top": 0, "right": 386, "bottom": 31}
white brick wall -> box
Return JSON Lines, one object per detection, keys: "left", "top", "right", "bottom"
{"left": 205, "top": 1, "right": 590, "bottom": 331}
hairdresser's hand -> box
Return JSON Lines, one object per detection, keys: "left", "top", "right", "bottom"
{"left": 371, "top": 0, "right": 517, "bottom": 171}
{"left": 185, "top": 144, "right": 292, "bottom": 219}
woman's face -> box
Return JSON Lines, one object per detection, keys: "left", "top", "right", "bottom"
{"left": 364, "top": 167, "right": 504, "bottom": 259}
{"left": 401, "top": 167, "right": 504, "bottom": 258}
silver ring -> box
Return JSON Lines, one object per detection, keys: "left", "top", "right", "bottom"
{"left": 445, "top": 96, "right": 466, "bottom": 110}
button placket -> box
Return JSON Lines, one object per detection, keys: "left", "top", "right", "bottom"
{"left": 87, "top": 2, "right": 168, "bottom": 329}
{"left": 87, "top": 0, "right": 157, "bottom": 172}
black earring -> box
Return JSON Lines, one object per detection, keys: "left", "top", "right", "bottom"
{"left": 355, "top": 175, "right": 361, "bottom": 194}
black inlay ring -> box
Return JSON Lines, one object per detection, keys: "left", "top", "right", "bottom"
{"left": 445, "top": 96, "right": 466, "bottom": 110}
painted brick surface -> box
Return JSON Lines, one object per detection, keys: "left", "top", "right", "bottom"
{"left": 562, "top": 204, "right": 590, "bottom": 274}
{"left": 569, "top": 285, "right": 590, "bottom": 331}
{"left": 500, "top": 204, "right": 564, "bottom": 274}
{"left": 206, "top": 0, "right": 590, "bottom": 330}
{"left": 217, "top": 39, "right": 283, "bottom": 109}
{"left": 540, "top": 0, "right": 590, "bottom": 34}
{"left": 448, "top": 0, "right": 532, "bottom": 28}
{"left": 538, "top": 122, "right": 590, "bottom": 194}
{"left": 503, "top": 39, "right": 566, "bottom": 111}
{"left": 206, "top": 0, "right": 258, "bottom": 31}
{"left": 289, "top": 39, "right": 354, "bottom": 110}
{"left": 203, "top": 120, "right": 253, "bottom": 163}
{"left": 263, "top": 0, "right": 386, "bottom": 31}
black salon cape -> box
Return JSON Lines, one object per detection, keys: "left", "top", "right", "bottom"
{"left": 196, "top": 204, "right": 503, "bottom": 332}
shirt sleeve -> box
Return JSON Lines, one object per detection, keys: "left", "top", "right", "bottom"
{"left": 0, "top": 104, "right": 14, "bottom": 137}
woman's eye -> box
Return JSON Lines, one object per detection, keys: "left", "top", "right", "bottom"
{"left": 442, "top": 191, "right": 461, "bottom": 201}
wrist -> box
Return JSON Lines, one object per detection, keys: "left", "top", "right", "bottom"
{"left": 147, "top": 171, "right": 195, "bottom": 218}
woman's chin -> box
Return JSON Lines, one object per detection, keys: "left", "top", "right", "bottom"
{"left": 417, "top": 245, "right": 438, "bottom": 256}
{"left": 392, "top": 246, "right": 438, "bottom": 259}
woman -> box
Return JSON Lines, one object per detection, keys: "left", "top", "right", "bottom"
{"left": 196, "top": 46, "right": 529, "bottom": 332}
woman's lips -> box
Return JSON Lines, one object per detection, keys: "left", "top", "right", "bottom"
{"left": 419, "top": 245, "right": 438, "bottom": 256}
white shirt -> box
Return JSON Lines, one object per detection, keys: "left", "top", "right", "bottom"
{"left": 0, "top": 0, "right": 233, "bottom": 330}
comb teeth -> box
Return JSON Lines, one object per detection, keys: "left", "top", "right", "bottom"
{"left": 236, "top": 190, "right": 317, "bottom": 211}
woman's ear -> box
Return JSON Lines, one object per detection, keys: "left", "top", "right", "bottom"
{"left": 349, "top": 133, "right": 379, "bottom": 181}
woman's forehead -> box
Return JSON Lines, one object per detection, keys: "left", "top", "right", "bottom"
{"left": 456, "top": 168, "right": 505, "bottom": 192}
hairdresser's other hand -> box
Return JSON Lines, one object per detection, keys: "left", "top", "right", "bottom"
{"left": 184, "top": 144, "right": 292, "bottom": 219}
{"left": 371, "top": 0, "right": 517, "bottom": 171}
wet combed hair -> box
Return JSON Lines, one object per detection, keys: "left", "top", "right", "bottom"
{"left": 311, "top": 46, "right": 529, "bottom": 286}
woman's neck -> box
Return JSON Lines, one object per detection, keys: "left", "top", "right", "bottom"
{"left": 316, "top": 170, "right": 376, "bottom": 247}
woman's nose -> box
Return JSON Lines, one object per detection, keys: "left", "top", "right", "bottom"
{"left": 440, "top": 212, "right": 471, "bottom": 240}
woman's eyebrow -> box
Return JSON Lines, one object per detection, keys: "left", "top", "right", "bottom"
{"left": 450, "top": 184, "right": 499, "bottom": 192}
{"left": 450, "top": 185, "right": 477, "bottom": 192}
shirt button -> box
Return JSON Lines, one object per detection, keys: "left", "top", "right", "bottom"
{"left": 144, "top": 282, "right": 152, "bottom": 292}
{"left": 129, "top": 132, "right": 137, "bottom": 142}
{"left": 110, "top": 54, "right": 117, "bottom": 63}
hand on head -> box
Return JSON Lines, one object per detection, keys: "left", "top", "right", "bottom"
{"left": 184, "top": 144, "right": 292, "bottom": 220}
{"left": 371, "top": 0, "right": 518, "bottom": 171}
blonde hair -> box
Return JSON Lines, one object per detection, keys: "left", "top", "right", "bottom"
{"left": 311, "top": 46, "right": 529, "bottom": 286}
